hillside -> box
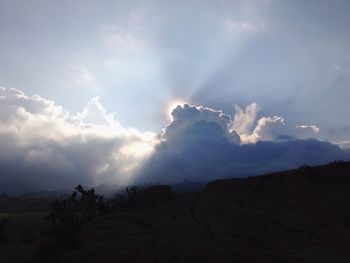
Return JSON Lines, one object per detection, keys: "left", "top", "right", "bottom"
{"left": 1, "top": 161, "right": 350, "bottom": 262}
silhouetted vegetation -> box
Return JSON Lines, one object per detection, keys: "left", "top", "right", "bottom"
{"left": 44, "top": 185, "right": 106, "bottom": 250}
{"left": 45, "top": 184, "right": 111, "bottom": 224}
{"left": 329, "top": 159, "right": 346, "bottom": 166}
{"left": 126, "top": 185, "right": 138, "bottom": 210}
{"left": 43, "top": 183, "right": 174, "bottom": 253}
{"left": 297, "top": 163, "right": 313, "bottom": 171}
{"left": 2, "top": 161, "right": 350, "bottom": 262}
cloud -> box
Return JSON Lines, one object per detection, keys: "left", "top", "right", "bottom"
{"left": 231, "top": 102, "right": 259, "bottom": 135}
{"left": 337, "top": 141, "right": 350, "bottom": 150}
{"left": 139, "top": 103, "right": 348, "bottom": 183}
{"left": 0, "top": 90, "right": 347, "bottom": 194}
{"left": 295, "top": 125, "right": 320, "bottom": 138}
{"left": 249, "top": 117, "right": 320, "bottom": 142}
{"left": 75, "top": 96, "right": 119, "bottom": 127}
{"left": 232, "top": 103, "right": 320, "bottom": 143}
{"left": 163, "top": 104, "right": 241, "bottom": 147}
{"left": 0, "top": 87, "right": 156, "bottom": 194}
{"left": 249, "top": 116, "right": 288, "bottom": 141}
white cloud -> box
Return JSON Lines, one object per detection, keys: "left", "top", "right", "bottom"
{"left": 0, "top": 87, "right": 156, "bottom": 193}
{"left": 232, "top": 103, "right": 320, "bottom": 143}
{"left": 296, "top": 125, "right": 320, "bottom": 133}
{"left": 249, "top": 116, "right": 287, "bottom": 141}
{"left": 231, "top": 102, "right": 259, "bottom": 135}
{"left": 163, "top": 104, "right": 241, "bottom": 147}
{"left": 336, "top": 141, "right": 350, "bottom": 150}
{"left": 296, "top": 125, "right": 320, "bottom": 138}
{"left": 75, "top": 96, "right": 119, "bottom": 127}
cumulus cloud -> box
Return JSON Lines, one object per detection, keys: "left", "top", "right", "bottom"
{"left": 139, "top": 103, "right": 349, "bottom": 183}
{"left": 0, "top": 90, "right": 348, "bottom": 194}
{"left": 75, "top": 96, "right": 119, "bottom": 127}
{"left": 0, "top": 87, "right": 156, "bottom": 194}
{"left": 232, "top": 103, "right": 320, "bottom": 143}
{"left": 163, "top": 104, "right": 241, "bottom": 147}
{"left": 231, "top": 102, "right": 259, "bottom": 135}
{"left": 248, "top": 117, "right": 321, "bottom": 142}
{"left": 248, "top": 116, "right": 289, "bottom": 142}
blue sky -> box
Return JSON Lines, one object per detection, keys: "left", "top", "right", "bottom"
{"left": 0, "top": 0, "right": 349, "bottom": 136}
{"left": 0, "top": 0, "right": 350, "bottom": 193}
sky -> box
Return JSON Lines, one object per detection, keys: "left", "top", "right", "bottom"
{"left": 0, "top": 0, "right": 350, "bottom": 194}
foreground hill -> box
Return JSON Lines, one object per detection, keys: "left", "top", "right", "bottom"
{"left": 59, "top": 161, "right": 350, "bottom": 263}
{"left": 1, "top": 161, "right": 350, "bottom": 262}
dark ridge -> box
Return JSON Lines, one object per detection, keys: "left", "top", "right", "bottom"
{"left": 1, "top": 160, "right": 350, "bottom": 262}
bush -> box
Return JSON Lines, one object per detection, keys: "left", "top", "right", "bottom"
{"left": 44, "top": 185, "right": 107, "bottom": 248}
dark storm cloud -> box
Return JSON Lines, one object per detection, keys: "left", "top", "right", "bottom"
{"left": 139, "top": 104, "right": 350, "bottom": 183}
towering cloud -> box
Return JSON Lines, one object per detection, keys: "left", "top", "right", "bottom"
{"left": 163, "top": 104, "right": 241, "bottom": 147}
{"left": 139, "top": 104, "right": 349, "bottom": 183}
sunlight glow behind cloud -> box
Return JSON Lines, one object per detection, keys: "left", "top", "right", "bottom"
{"left": 166, "top": 99, "right": 189, "bottom": 121}
{"left": 0, "top": 87, "right": 348, "bottom": 194}
{"left": 0, "top": 0, "right": 350, "bottom": 193}
{"left": 1, "top": 0, "right": 349, "bottom": 138}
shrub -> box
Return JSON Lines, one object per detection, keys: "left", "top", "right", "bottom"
{"left": 44, "top": 185, "right": 107, "bottom": 248}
